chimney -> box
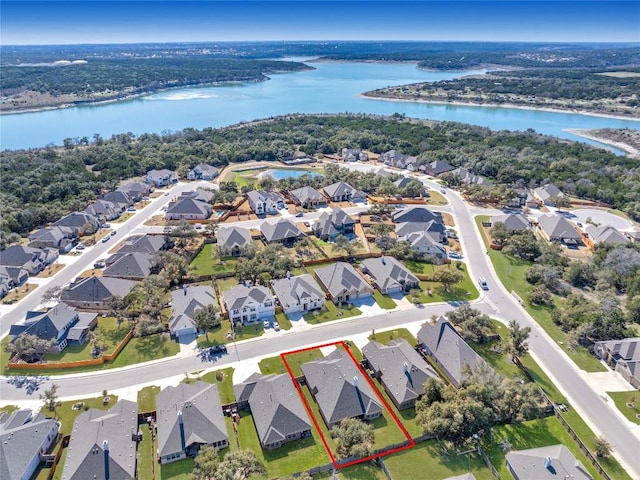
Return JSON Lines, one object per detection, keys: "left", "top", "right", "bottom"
{"left": 381, "top": 257, "right": 386, "bottom": 265}
{"left": 178, "top": 410, "right": 186, "bottom": 452}
{"left": 183, "top": 285, "right": 187, "bottom": 296}
{"left": 353, "top": 376, "right": 358, "bottom": 388}
{"left": 403, "top": 362, "right": 408, "bottom": 374}
{"left": 103, "top": 440, "right": 110, "bottom": 480}
{"left": 544, "top": 456, "right": 552, "bottom": 469}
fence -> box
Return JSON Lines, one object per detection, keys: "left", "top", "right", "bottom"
{"left": 45, "top": 435, "right": 70, "bottom": 480}
{"left": 477, "top": 445, "right": 501, "bottom": 479}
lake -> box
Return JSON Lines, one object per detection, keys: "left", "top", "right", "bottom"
{"left": 263, "top": 168, "right": 322, "bottom": 180}
{"left": 1, "top": 60, "right": 639, "bottom": 151}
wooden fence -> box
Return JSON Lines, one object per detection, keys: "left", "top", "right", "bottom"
{"left": 45, "top": 435, "right": 70, "bottom": 480}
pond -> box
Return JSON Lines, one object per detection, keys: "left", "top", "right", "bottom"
{"left": 261, "top": 168, "right": 323, "bottom": 181}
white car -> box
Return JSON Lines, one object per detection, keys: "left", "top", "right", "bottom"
{"left": 263, "top": 320, "right": 271, "bottom": 329}
{"left": 273, "top": 320, "right": 280, "bottom": 331}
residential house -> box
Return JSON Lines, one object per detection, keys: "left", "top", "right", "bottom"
{"left": 52, "top": 211, "right": 100, "bottom": 234}
{"left": 537, "top": 214, "right": 582, "bottom": 244}
{"left": 360, "top": 256, "right": 419, "bottom": 294}
{"left": 626, "top": 231, "right": 640, "bottom": 243}
{"left": 323, "top": 181, "right": 355, "bottom": 202}
{"left": 28, "top": 225, "right": 76, "bottom": 253}
{"left": 314, "top": 261, "right": 373, "bottom": 305}
{"left": 362, "top": 339, "right": 439, "bottom": 410}
{"left": 395, "top": 221, "right": 447, "bottom": 244}
{"left": 102, "top": 252, "right": 159, "bottom": 280}
{"left": 60, "top": 276, "right": 138, "bottom": 310}
{"left": 116, "top": 234, "right": 168, "bottom": 256}
{"left": 146, "top": 168, "right": 178, "bottom": 187}
{"left": 302, "top": 349, "right": 383, "bottom": 428}
{"left": 260, "top": 219, "right": 304, "bottom": 245}
{"left": 247, "top": 190, "right": 286, "bottom": 215}
{"left": 169, "top": 285, "right": 217, "bottom": 339}
{"left": 84, "top": 199, "right": 123, "bottom": 222}
{"left": 9, "top": 303, "right": 97, "bottom": 353}
{"left": 404, "top": 156, "right": 418, "bottom": 171}
{"left": 179, "top": 188, "right": 216, "bottom": 204}
{"left": 0, "top": 409, "right": 60, "bottom": 480}
{"left": 506, "top": 190, "right": 537, "bottom": 210}
{"left": 270, "top": 274, "right": 325, "bottom": 315}
{"left": 392, "top": 177, "right": 424, "bottom": 195}
{"left": 102, "top": 190, "right": 135, "bottom": 209}
{"left": 392, "top": 206, "right": 443, "bottom": 225}
{"left": 0, "top": 245, "right": 58, "bottom": 276}
{"left": 312, "top": 207, "right": 355, "bottom": 241}
{"left": 533, "top": 183, "right": 564, "bottom": 206}
{"left": 491, "top": 214, "right": 530, "bottom": 232}
{"left": 448, "top": 167, "right": 492, "bottom": 186}
{"left": 351, "top": 190, "right": 368, "bottom": 203}
{"left": 117, "top": 181, "right": 153, "bottom": 201}
{"left": 379, "top": 150, "right": 407, "bottom": 168}
{"left": 234, "top": 373, "right": 312, "bottom": 449}
{"left": 425, "top": 160, "right": 455, "bottom": 176}
{"left": 156, "top": 382, "right": 228, "bottom": 464}
{"left": 61, "top": 399, "right": 138, "bottom": 480}
{"left": 585, "top": 225, "right": 629, "bottom": 245}
{"left": 0, "top": 265, "right": 28, "bottom": 288}
{"left": 341, "top": 148, "right": 368, "bottom": 162}
{"left": 165, "top": 197, "right": 212, "bottom": 221}
{"left": 223, "top": 284, "right": 274, "bottom": 325}
{"left": 216, "top": 226, "right": 253, "bottom": 256}
{"left": 405, "top": 231, "right": 447, "bottom": 259}
{"left": 417, "top": 317, "right": 485, "bottom": 388}
{"left": 505, "top": 444, "right": 593, "bottom": 480}
{"left": 594, "top": 338, "right": 640, "bottom": 389}
{"left": 289, "top": 186, "right": 327, "bottom": 209}
{"left": 188, "top": 164, "right": 219, "bottom": 181}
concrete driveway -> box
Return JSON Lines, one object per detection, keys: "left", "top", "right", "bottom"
{"left": 570, "top": 208, "right": 635, "bottom": 231}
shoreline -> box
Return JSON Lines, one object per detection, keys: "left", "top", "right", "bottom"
{"left": 564, "top": 129, "right": 640, "bottom": 159}
{"left": 359, "top": 93, "right": 640, "bottom": 122}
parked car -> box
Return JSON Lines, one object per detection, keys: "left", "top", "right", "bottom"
{"left": 273, "top": 320, "right": 280, "bottom": 331}
{"left": 127, "top": 206, "right": 136, "bottom": 212}
{"left": 110, "top": 230, "right": 117, "bottom": 236}
{"left": 101, "top": 236, "right": 110, "bottom": 243}
{"left": 76, "top": 244, "right": 85, "bottom": 250}
{"left": 263, "top": 320, "right": 271, "bottom": 329}
{"left": 194, "top": 223, "right": 203, "bottom": 230}
{"left": 101, "top": 223, "right": 111, "bottom": 229}
{"left": 295, "top": 212, "right": 304, "bottom": 217}
{"left": 93, "top": 261, "right": 106, "bottom": 269}
{"left": 449, "top": 252, "right": 462, "bottom": 259}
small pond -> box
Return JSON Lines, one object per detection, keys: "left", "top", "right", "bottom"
{"left": 261, "top": 168, "right": 323, "bottom": 180}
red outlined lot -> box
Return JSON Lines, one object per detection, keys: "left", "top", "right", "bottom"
{"left": 280, "top": 340, "right": 415, "bottom": 469}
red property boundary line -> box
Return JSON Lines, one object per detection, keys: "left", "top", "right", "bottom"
{"left": 280, "top": 340, "right": 415, "bottom": 470}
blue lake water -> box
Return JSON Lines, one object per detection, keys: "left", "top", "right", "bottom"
{"left": 264, "top": 168, "right": 322, "bottom": 180}
{"left": 1, "top": 60, "right": 639, "bottom": 151}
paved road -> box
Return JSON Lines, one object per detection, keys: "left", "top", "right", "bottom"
{"left": 2, "top": 167, "right": 639, "bottom": 476}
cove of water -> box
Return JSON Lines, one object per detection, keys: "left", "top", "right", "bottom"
{"left": 1, "top": 61, "right": 638, "bottom": 152}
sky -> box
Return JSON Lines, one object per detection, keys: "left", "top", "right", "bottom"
{"left": 1, "top": 1, "right": 639, "bottom": 45}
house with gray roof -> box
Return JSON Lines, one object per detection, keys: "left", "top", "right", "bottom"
{"left": 102, "top": 190, "right": 135, "bottom": 209}
{"left": 102, "top": 252, "right": 159, "bottom": 280}
{"left": 506, "top": 444, "right": 592, "bottom": 480}
{"left": 271, "top": 274, "right": 325, "bottom": 315}
{"left": 0, "top": 245, "right": 58, "bottom": 276}
{"left": 0, "top": 409, "right": 59, "bottom": 480}
{"left": 302, "top": 349, "right": 382, "bottom": 428}
{"left": 627, "top": 231, "right": 640, "bottom": 243}
{"left": 448, "top": 167, "right": 492, "bottom": 186}
{"left": 260, "top": 219, "right": 304, "bottom": 245}
{"left": 62, "top": 399, "right": 138, "bottom": 480}
{"left": 156, "top": 382, "right": 228, "bottom": 464}
{"left": 396, "top": 220, "right": 447, "bottom": 244}
{"left": 165, "top": 197, "right": 212, "bottom": 221}
{"left": 216, "top": 226, "right": 253, "bottom": 256}
{"left": 28, "top": 226, "right": 76, "bottom": 253}
{"left": 117, "top": 234, "right": 168, "bottom": 256}
{"left": 0, "top": 265, "right": 29, "bottom": 288}
{"left": 594, "top": 338, "right": 640, "bottom": 389}
{"left": 405, "top": 231, "right": 447, "bottom": 259}
{"left": 314, "top": 261, "right": 373, "bottom": 305}
{"left": 323, "top": 181, "right": 355, "bottom": 202}
{"left": 169, "top": 285, "right": 217, "bottom": 339}
{"left": 222, "top": 284, "right": 274, "bottom": 325}
{"left": 52, "top": 211, "right": 99, "bottom": 233}
{"left": 179, "top": 188, "right": 216, "bottom": 204}
{"left": 9, "top": 302, "right": 97, "bottom": 353}
{"left": 117, "top": 181, "right": 153, "bottom": 201}
{"left": 537, "top": 214, "right": 581, "bottom": 244}
{"left": 247, "top": 190, "right": 285, "bottom": 215}
{"left": 585, "top": 225, "right": 629, "bottom": 245}
{"left": 312, "top": 207, "right": 355, "bottom": 241}
{"left": 188, "top": 164, "right": 219, "bottom": 181}
{"left": 146, "top": 168, "right": 177, "bottom": 187}
{"left": 392, "top": 177, "right": 424, "bottom": 195}
{"left": 491, "top": 214, "right": 530, "bottom": 232}
{"left": 392, "top": 206, "right": 443, "bottom": 225}
{"left": 417, "top": 317, "right": 485, "bottom": 388}
{"left": 425, "top": 160, "right": 455, "bottom": 176}
{"left": 379, "top": 150, "right": 407, "bottom": 168}
{"left": 363, "top": 338, "right": 438, "bottom": 410}
{"left": 361, "top": 256, "right": 419, "bottom": 294}
{"left": 234, "top": 373, "right": 312, "bottom": 449}
{"left": 84, "top": 199, "right": 123, "bottom": 222}
{"left": 341, "top": 148, "right": 368, "bottom": 162}
{"left": 533, "top": 183, "right": 564, "bottom": 206}
{"left": 60, "top": 276, "right": 138, "bottom": 310}
{"left": 289, "top": 186, "right": 327, "bottom": 209}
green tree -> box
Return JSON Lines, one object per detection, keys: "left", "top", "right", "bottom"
{"left": 160, "top": 251, "right": 190, "bottom": 286}
{"left": 191, "top": 445, "right": 220, "bottom": 480}
{"left": 215, "top": 450, "right": 266, "bottom": 480}
{"left": 446, "top": 305, "right": 493, "bottom": 343}
{"left": 134, "top": 313, "right": 163, "bottom": 337}
{"left": 528, "top": 284, "right": 554, "bottom": 307}
{"left": 490, "top": 221, "right": 510, "bottom": 246}
{"left": 193, "top": 304, "right": 221, "bottom": 341}
{"left": 6, "top": 334, "right": 56, "bottom": 363}
{"left": 40, "top": 383, "right": 59, "bottom": 412}
{"left": 334, "top": 234, "right": 356, "bottom": 256}
{"left": 594, "top": 436, "right": 612, "bottom": 459}
{"left": 41, "top": 286, "right": 63, "bottom": 304}
{"left": 330, "top": 418, "right": 375, "bottom": 459}
{"left": 433, "top": 267, "right": 464, "bottom": 292}
{"left": 505, "top": 320, "right": 531, "bottom": 361}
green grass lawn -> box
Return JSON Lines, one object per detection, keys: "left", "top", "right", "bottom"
{"left": 261, "top": 349, "right": 324, "bottom": 377}
{"left": 372, "top": 290, "right": 397, "bottom": 310}
{"left": 369, "top": 328, "right": 416, "bottom": 346}
{"left": 403, "top": 262, "right": 479, "bottom": 304}
{"left": 196, "top": 320, "right": 264, "bottom": 347}
{"left": 199, "top": 367, "right": 236, "bottom": 404}
{"left": 384, "top": 439, "right": 493, "bottom": 480}
{"left": 233, "top": 169, "right": 262, "bottom": 187}
{"left": 275, "top": 311, "right": 292, "bottom": 331}
{"left": 160, "top": 458, "right": 194, "bottom": 480}
{"left": 474, "top": 215, "right": 606, "bottom": 373}
{"left": 234, "top": 409, "right": 332, "bottom": 478}
{"left": 113, "top": 212, "right": 135, "bottom": 223}
{"left": 607, "top": 391, "right": 640, "bottom": 425}
{"left": 190, "top": 244, "right": 239, "bottom": 277}
{"left": 303, "top": 301, "right": 362, "bottom": 324}
{"left": 137, "top": 424, "right": 157, "bottom": 480}
{"left": 137, "top": 385, "right": 160, "bottom": 413}
{"left": 0, "top": 404, "right": 18, "bottom": 414}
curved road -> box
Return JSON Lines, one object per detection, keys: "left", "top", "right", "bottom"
{"left": 1, "top": 168, "right": 639, "bottom": 477}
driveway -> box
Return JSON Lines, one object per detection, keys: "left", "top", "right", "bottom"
{"left": 570, "top": 208, "right": 635, "bottom": 231}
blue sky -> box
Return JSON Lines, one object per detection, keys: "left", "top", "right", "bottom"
{"left": 1, "top": 1, "right": 638, "bottom": 45}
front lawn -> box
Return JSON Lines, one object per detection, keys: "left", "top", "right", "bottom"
{"left": 372, "top": 290, "right": 397, "bottom": 310}
{"left": 368, "top": 328, "right": 416, "bottom": 346}
{"left": 403, "top": 262, "right": 479, "bottom": 304}
{"left": 275, "top": 311, "right": 292, "bottom": 331}
{"left": 190, "top": 243, "right": 239, "bottom": 277}
{"left": 261, "top": 349, "right": 324, "bottom": 377}
{"left": 137, "top": 385, "right": 160, "bottom": 413}
{"left": 303, "top": 301, "right": 362, "bottom": 324}
{"left": 109, "top": 333, "right": 180, "bottom": 369}
{"left": 607, "top": 391, "right": 640, "bottom": 425}
{"left": 199, "top": 367, "right": 236, "bottom": 404}
{"left": 196, "top": 320, "right": 264, "bottom": 347}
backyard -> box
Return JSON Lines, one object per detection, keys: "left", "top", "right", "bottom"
{"left": 403, "top": 263, "right": 479, "bottom": 304}
{"left": 190, "top": 243, "right": 239, "bottom": 277}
